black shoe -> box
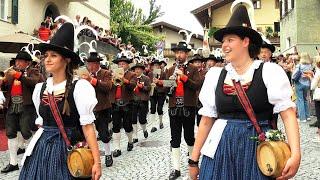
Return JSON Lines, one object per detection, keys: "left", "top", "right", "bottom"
{"left": 105, "top": 155, "right": 113, "bottom": 167}
{"left": 1, "top": 164, "right": 19, "bottom": 173}
{"left": 127, "top": 142, "right": 134, "bottom": 151}
{"left": 112, "top": 150, "right": 122, "bottom": 157}
{"left": 133, "top": 138, "right": 139, "bottom": 143}
{"left": 17, "top": 148, "right": 25, "bottom": 155}
{"left": 169, "top": 170, "right": 181, "bottom": 180}
{"left": 151, "top": 127, "right": 157, "bottom": 133}
{"left": 143, "top": 130, "right": 148, "bottom": 138}
{"left": 159, "top": 123, "right": 164, "bottom": 129}
{"left": 309, "top": 122, "right": 318, "bottom": 127}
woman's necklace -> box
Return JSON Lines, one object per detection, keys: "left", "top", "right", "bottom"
{"left": 233, "top": 60, "right": 253, "bottom": 75}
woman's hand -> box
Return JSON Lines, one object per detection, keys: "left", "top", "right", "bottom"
{"left": 189, "top": 166, "right": 199, "bottom": 180}
{"left": 91, "top": 163, "right": 102, "bottom": 180}
{"left": 276, "top": 155, "right": 301, "bottom": 180}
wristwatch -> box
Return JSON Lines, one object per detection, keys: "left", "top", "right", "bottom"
{"left": 188, "top": 159, "right": 199, "bottom": 167}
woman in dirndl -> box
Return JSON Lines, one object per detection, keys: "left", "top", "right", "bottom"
{"left": 19, "top": 23, "right": 101, "bottom": 180}
{"left": 188, "top": 2, "right": 301, "bottom": 180}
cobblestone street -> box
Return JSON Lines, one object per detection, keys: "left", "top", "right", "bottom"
{"left": 0, "top": 105, "right": 319, "bottom": 179}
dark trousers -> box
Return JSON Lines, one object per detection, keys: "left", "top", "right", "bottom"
{"left": 94, "top": 108, "right": 111, "bottom": 143}
{"left": 196, "top": 101, "right": 202, "bottom": 126}
{"left": 314, "top": 101, "right": 320, "bottom": 128}
{"left": 6, "top": 105, "right": 36, "bottom": 139}
{"left": 150, "top": 93, "right": 166, "bottom": 115}
{"left": 132, "top": 101, "right": 148, "bottom": 125}
{"left": 112, "top": 103, "right": 133, "bottom": 133}
{"left": 169, "top": 106, "right": 196, "bottom": 148}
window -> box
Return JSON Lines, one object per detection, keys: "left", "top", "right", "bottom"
{"left": 253, "top": 0, "right": 261, "bottom": 9}
{"left": 275, "top": 0, "right": 280, "bottom": 9}
{"left": 0, "top": 0, "right": 7, "bottom": 20}
{"left": 286, "top": 37, "right": 291, "bottom": 49}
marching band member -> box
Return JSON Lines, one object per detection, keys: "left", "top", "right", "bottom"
{"left": 1, "top": 51, "right": 42, "bottom": 173}
{"left": 110, "top": 54, "right": 136, "bottom": 157}
{"left": 131, "top": 62, "right": 151, "bottom": 143}
{"left": 148, "top": 58, "right": 167, "bottom": 132}
{"left": 163, "top": 41, "right": 201, "bottom": 180}
{"left": 82, "top": 52, "right": 114, "bottom": 167}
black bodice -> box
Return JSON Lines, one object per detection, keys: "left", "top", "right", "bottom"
{"left": 216, "top": 63, "right": 274, "bottom": 120}
{"left": 39, "top": 81, "right": 80, "bottom": 128}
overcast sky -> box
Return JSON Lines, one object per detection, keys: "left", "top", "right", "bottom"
{"left": 130, "top": 0, "right": 210, "bottom": 35}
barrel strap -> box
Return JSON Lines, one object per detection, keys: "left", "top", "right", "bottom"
{"left": 232, "top": 80, "right": 265, "bottom": 137}
{"left": 48, "top": 93, "right": 72, "bottom": 148}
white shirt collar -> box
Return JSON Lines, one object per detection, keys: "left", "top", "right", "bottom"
{"left": 225, "top": 60, "right": 262, "bottom": 82}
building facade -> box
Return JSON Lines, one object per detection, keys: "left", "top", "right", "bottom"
{"left": 0, "top": 0, "right": 110, "bottom": 36}
{"left": 192, "top": 0, "right": 280, "bottom": 49}
{"left": 152, "top": 21, "right": 203, "bottom": 59}
{"left": 280, "top": 0, "right": 320, "bottom": 56}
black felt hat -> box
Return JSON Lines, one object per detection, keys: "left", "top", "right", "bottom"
{"left": 214, "top": 5, "right": 262, "bottom": 47}
{"left": 38, "top": 23, "right": 80, "bottom": 65}
{"left": 150, "top": 58, "right": 162, "bottom": 66}
{"left": 261, "top": 41, "right": 275, "bottom": 53}
{"left": 84, "top": 52, "right": 103, "bottom": 62}
{"left": 131, "top": 62, "right": 145, "bottom": 70}
{"left": 171, "top": 41, "right": 191, "bottom": 52}
{"left": 188, "top": 54, "right": 205, "bottom": 63}
{"left": 112, "top": 55, "right": 132, "bottom": 64}
{"left": 12, "top": 51, "right": 32, "bottom": 61}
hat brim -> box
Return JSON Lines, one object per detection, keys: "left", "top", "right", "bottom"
{"left": 11, "top": 57, "right": 32, "bottom": 61}
{"left": 171, "top": 47, "right": 191, "bottom": 52}
{"left": 261, "top": 44, "right": 275, "bottom": 53}
{"left": 214, "top": 26, "right": 262, "bottom": 47}
{"left": 189, "top": 58, "right": 205, "bottom": 63}
{"left": 85, "top": 58, "right": 103, "bottom": 62}
{"left": 38, "top": 43, "right": 80, "bottom": 65}
{"left": 150, "top": 61, "right": 162, "bottom": 66}
{"left": 131, "top": 65, "right": 145, "bottom": 70}
{"left": 112, "top": 58, "right": 132, "bottom": 64}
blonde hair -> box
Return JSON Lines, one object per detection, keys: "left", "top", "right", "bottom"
{"left": 299, "top": 52, "right": 312, "bottom": 64}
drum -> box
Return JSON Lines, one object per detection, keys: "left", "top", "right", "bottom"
{"left": 257, "top": 141, "right": 291, "bottom": 177}
{"left": 67, "top": 148, "right": 94, "bottom": 178}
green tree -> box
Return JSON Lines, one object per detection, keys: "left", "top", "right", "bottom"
{"left": 110, "top": 0, "right": 164, "bottom": 54}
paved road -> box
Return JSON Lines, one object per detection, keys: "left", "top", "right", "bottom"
{"left": 0, "top": 106, "right": 319, "bottom": 179}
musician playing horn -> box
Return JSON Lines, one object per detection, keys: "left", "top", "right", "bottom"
{"left": 110, "top": 54, "right": 136, "bottom": 157}
{"left": 1, "top": 51, "right": 42, "bottom": 173}
{"left": 82, "top": 52, "right": 114, "bottom": 167}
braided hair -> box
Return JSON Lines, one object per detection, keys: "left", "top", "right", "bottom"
{"left": 62, "top": 61, "right": 77, "bottom": 116}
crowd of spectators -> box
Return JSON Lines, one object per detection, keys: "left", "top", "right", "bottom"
{"left": 35, "top": 15, "right": 122, "bottom": 48}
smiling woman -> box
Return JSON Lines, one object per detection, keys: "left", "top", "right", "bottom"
{"left": 19, "top": 23, "right": 102, "bottom": 180}
{"left": 189, "top": 1, "right": 301, "bottom": 180}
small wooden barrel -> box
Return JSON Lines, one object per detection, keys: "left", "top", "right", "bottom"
{"left": 67, "top": 148, "right": 94, "bottom": 178}
{"left": 257, "top": 141, "right": 291, "bottom": 178}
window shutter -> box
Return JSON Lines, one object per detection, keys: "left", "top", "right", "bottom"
{"left": 11, "top": 0, "right": 18, "bottom": 24}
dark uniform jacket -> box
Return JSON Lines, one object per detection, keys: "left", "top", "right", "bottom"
{"left": 132, "top": 74, "right": 151, "bottom": 101}
{"left": 91, "top": 69, "right": 113, "bottom": 111}
{"left": 109, "top": 70, "right": 136, "bottom": 104}
{"left": 165, "top": 63, "right": 201, "bottom": 108}
{"left": 2, "top": 67, "right": 42, "bottom": 107}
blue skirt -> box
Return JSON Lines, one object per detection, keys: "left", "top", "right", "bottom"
{"left": 19, "top": 126, "right": 73, "bottom": 180}
{"left": 199, "top": 119, "right": 275, "bottom": 180}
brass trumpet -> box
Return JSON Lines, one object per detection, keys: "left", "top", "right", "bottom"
{"left": 113, "top": 77, "right": 123, "bottom": 86}
{"left": 0, "top": 66, "right": 14, "bottom": 81}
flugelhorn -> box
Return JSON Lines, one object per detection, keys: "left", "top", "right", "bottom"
{"left": 0, "top": 66, "right": 14, "bottom": 81}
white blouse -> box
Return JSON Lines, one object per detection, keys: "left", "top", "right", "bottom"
{"left": 33, "top": 77, "right": 98, "bottom": 126}
{"left": 198, "top": 60, "right": 295, "bottom": 118}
